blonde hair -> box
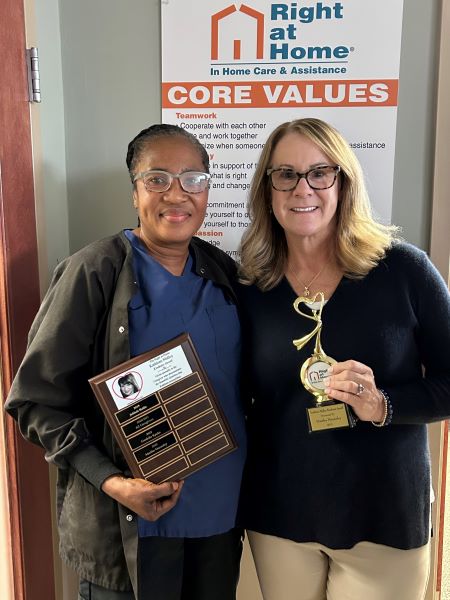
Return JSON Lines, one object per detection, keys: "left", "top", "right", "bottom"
{"left": 239, "top": 118, "right": 401, "bottom": 290}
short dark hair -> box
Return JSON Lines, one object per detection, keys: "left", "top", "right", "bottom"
{"left": 126, "top": 123, "right": 210, "bottom": 182}
{"left": 117, "top": 373, "right": 139, "bottom": 395}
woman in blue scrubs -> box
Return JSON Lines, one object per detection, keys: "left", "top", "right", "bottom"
{"left": 6, "top": 124, "right": 246, "bottom": 600}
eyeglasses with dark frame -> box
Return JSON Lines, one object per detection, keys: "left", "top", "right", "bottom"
{"left": 266, "top": 165, "right": 341, "bottom": 191}
{"left": 133, "top": 169, "right": 211, "bottom": 194}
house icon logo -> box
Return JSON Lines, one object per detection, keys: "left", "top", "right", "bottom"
{"left": 211, "top": 4, "right": 265, "bottom": 61}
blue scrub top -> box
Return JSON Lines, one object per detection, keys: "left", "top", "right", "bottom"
{"left": 124, "top": 230, "right": 246, "bottom": 538}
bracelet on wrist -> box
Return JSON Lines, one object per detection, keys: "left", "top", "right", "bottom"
{"left": 371, "top": 389, "right": 393, "bottom": 427}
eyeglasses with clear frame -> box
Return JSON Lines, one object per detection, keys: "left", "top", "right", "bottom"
{"left": 133, "top": 169, "right": 211, "bottom": 194}
{"left": 266, "top": 165, "right": 341, "bottom": 191}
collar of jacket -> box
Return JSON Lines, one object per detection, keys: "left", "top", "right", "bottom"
{"left": 190, "top": 237, "right": 238, "bottom": 304}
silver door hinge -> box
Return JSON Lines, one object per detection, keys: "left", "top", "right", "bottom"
{"left": 26, "top": 47, "right": 41, "bottom": 103}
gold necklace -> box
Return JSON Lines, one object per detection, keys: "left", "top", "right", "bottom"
{"left": 288, "top": 261, "right": 328, "bottom": 297}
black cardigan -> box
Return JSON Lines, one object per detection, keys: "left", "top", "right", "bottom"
{"left": 237, "top": 242, "right": 450, "bottom": 550}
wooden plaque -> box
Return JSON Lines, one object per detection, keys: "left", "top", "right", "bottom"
{"left": 89, "top": 333, "right": 237, "bottom": 483}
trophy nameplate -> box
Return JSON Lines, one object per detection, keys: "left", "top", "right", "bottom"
{"left": 293, "top": 293, "right": 356, "bottom": 433}
{"left": 89, "top": 333, "right": 237, "bottom": 482}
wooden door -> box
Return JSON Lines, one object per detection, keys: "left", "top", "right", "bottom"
{"left": 0, "top": 0, "right": 56, "bottom": 598}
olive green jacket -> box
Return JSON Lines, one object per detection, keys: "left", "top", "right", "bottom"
{"left": 5, "top": 231, "right": 238, "bottom": 594}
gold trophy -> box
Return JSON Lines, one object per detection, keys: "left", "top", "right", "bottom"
{"left": 293, "top": 293, "right": 356, "bottom": 432}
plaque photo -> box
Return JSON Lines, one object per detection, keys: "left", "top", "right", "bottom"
{"left": 89, "top": 333, "right": 237, "bottom": 483}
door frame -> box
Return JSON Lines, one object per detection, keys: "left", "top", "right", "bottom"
{"left": 0, "top": 0, "right": 56, "bottom": 598}
{"left": 428, "top": 2, "right": 450, "bottom": 597}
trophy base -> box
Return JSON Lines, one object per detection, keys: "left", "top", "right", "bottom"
{"left": 306, "top": 401, "right": 356, "bottom": 433}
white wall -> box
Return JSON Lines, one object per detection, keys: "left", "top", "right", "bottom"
{"left": 392, "top": 0, "right": 440, "bottom": 249}
{"left": 33, "top": 0, "right": 69, "bottom": 289}
{"left": 58, "top": 0, "right": 162, "bottom": 254}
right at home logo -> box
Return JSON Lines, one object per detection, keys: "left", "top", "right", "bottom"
{"left": 211, "top": 5, "right": 265, "bottom": 60}
{"left": 210, "top": 2, "right": 350, "bottom": 67}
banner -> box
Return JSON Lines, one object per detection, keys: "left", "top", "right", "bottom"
{"left": 162, "top": 1, "right": 404, "bottom": 256}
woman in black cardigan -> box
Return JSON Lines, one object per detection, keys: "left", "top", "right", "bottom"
{"left": 237, "top": 117, "right": 450, "bottom": 600}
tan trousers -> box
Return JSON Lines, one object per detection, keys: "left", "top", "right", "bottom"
{"left": 248, "top": 530, "right": 430, "bottom": 600}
